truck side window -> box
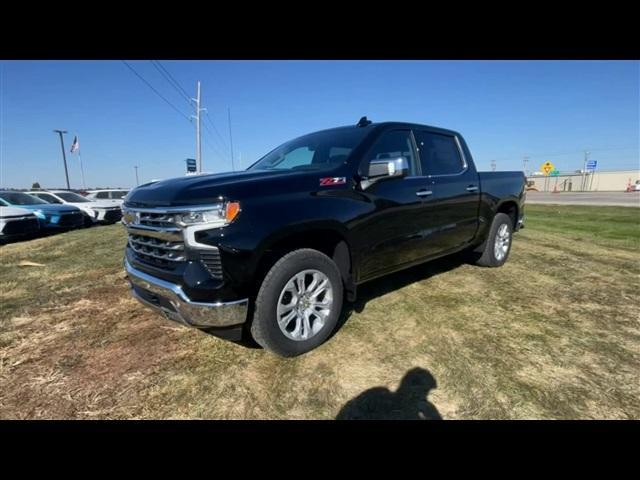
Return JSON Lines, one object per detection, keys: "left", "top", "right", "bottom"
{"left": 363, "top": 130, "right": 418, "bottom": 176}
{"left": 414, "top": 131, "right": 464, "bottom": 176}
{"left": 96, "top": 192, "right": 109, "bottom": 199}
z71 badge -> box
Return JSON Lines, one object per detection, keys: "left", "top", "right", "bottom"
{"left": 319, "top": 177, "right": 347, "bottom": 186}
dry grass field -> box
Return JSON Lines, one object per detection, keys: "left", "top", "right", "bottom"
{"left": 1, "top": 205, "right": 638, "bottom": 419}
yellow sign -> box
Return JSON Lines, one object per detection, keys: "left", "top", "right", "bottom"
{"left": 541, "top": 161, "right": 555, "bottom": 176}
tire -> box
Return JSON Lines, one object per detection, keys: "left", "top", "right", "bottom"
{"left": 474, "top": 212, "right": 513, "bottom": 267}
{"left": 250, "top": 248, "right": 343, "bottom": 357}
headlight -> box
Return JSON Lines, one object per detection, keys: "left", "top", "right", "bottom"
{"left": 176, "top": 202, "right": 241, "bottom": 227}
{"left": 33, "top": 210, "right": 46, "bottom": 220}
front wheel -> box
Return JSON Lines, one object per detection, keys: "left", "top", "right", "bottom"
{"left": 474, "top": 212, "right": 514, "bottom": 267}
{"left": 250, "top": 248, "right": 343, "bottom": 357}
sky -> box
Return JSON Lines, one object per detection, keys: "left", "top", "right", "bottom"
{"left": 0, "top": 60, "right": 638, "bottom": 189}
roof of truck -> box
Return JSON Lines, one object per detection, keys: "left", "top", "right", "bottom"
{"left": 311, "top": 121, "right": 462, "bottom": 138}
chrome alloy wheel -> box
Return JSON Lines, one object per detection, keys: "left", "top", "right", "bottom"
{"left": 276, "top": 269, "right": 334, "bottom": 341}
{"left": 494, "top": 223, "right": 511, "bottom": 261}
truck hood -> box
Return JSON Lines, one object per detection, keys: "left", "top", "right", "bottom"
{"left": 125, "top": 169, "right": 322, "bottom": 207}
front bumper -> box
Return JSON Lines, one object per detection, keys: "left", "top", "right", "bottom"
{"left": 124, "top": 258, "right": 248, "bottom": 328}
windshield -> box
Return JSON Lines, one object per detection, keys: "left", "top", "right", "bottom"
{"left": 56, "top": 192, "right": 92, "bottom": 203}
{"left": 248, "top": 128, "right": 369, "bottom": 172}
{"left": 0, "top": 192, "right": 48, "bottom": 205}
{"left": 31, "top": 193, "right": 62, "bottom": 204}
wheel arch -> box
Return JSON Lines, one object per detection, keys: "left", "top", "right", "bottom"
{"left": 495, "top": 200, "right": 519, "bottom": 229}
{"left": 252, "top": 222, "right": 355, "bottom": 299}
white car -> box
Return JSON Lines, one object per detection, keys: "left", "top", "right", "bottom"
{"left": 0, "top": 205, "right": 40, "bottom": 240}
{"left": 29, "top": 190, "right": 123, "bottom": 225}
{"left": 84, "top": 189, "right": 130, "bottom": 206}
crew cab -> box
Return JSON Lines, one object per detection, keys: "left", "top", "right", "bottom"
{"left": 123, "top": 119, "right": 525, "bottom": 356}
{"left": 29, "top": 190, "right": 122, "bottom": 226}
{"left": 0, "top": 191, "right": 85, "bottom": 232}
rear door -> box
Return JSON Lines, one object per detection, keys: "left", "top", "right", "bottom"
{"left": 413, "top": 129, "right": 480, "bottom": 253}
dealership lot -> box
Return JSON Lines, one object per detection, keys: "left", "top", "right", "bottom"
{"left": 0, "top": 205, "right": 638, "bottom": 419}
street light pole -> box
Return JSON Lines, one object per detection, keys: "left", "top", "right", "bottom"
{"left": 53, "top": 129, "right": 70, "bottom": 189}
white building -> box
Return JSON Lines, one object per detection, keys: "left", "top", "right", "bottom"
{"left": 527, "top": 169, "right": 640, "bottom": 192}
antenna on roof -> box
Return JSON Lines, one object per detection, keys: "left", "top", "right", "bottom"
{"left": 357, "top": 116, "right": 372, "bottom": 127}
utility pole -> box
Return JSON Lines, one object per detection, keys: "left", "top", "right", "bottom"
{"left": 53, "top": 129, "right": 70, "bottom": 189}
{"left": 523, "top": 156, "right": 529, "bottom": 176}
{"left": 134, "top": 166, "right": 139, "bottom": 186}
{"left": 491, "top": 159, "right": 496, "bottom": 172}
{"left": 228, "top": 107, "right": 235, "bottom": 172}
{"left": 191, "top": 81, "right": 203, "bottom": 173}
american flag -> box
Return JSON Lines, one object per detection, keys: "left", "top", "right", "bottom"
{"left": 70, "top": 136, "right": 80, "bottom": 154}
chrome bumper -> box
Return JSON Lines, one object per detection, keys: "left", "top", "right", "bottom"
{"left": 124, "top": 259, "right": 248, "bottom": 328}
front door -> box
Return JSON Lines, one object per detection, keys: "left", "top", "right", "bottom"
{"left": 354, "top": 129, "right": 435, "bottom": 281}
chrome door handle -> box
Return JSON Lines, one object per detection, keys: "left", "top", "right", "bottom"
{"left": 466, "top": 186, "right": 479, "bottom": 192}
{"left": 416, "top": 190, "right": 433, "bottom": 197}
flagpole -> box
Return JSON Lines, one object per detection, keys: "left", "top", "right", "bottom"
{"left": 78, "top": 149, "right": 86, "bottom": 190}
{"left": 75, "top": 134, "right": 86, "bottom": 190}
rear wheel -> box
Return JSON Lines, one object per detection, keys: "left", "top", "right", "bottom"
{"left": 474, "top": 212, "right": 513, "bottom": 267}
{"left": 250, "top": 248, "right": 343, "bottom": 357}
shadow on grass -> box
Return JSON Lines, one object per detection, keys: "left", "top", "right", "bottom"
{"left": 336, "top": 367, "right": 442, "bottom": 420}
{"left": 228, "top": 251, "right": 468, "bottom": 350}
{"left": 333, "top": 251, "right": 468, "bottom": 335}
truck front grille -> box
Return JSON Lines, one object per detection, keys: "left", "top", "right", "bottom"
{"left": 138, "top": 211, "right": 177, "bottom": 229}
{"left": 129, "top": 233, "right": 186, "bottom": 264}
{"left": 123, "top": 206, "right": 222, "bottom": 279}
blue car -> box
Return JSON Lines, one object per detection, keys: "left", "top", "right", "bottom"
{"left": 0, "top": 191, "right": 85, "bottom": 231}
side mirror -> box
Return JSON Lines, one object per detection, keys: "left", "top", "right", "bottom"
{"left": 367, "top": 157, "right": 409, "bottom": 179}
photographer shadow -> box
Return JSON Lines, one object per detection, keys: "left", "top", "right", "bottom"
{"left": 336, "top": 367, "right": 442, "bottom": 420}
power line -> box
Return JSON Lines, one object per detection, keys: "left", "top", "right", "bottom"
{"left": 151, "top": 61, "right": 232, "bottom": 158}
{"left": 153, "top": 61, "right": 192, "bottom": 102}
{"left": 201, "top": 119, "right": 231, "bottom": 159}
{"left": 150, "top": 60, "right": 193, "bottom": 105}
{"left": 121, "top": 60, "right": 191, "bottom": 122}
{"left": 203, "top": 110, "right": 231, "bottom": 154}
{"left": 202, "top": 133, "right": 230, "bottom": 167}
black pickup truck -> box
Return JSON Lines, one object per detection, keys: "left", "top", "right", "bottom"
{"left": 123, "top": 118, "right": 525, "bottom": 356}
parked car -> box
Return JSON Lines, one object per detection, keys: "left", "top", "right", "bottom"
{"left": 122, "top": 118, "right": 526, "bottom": 356}
{"left": 0, "top": 206, "right": 40, "bottom": 242}
{"left": 29, "top": 190, "right": 123, "bottom": 226}
{"left": 84, "top": 189, "right": 129, "bottom": 206}
{"left": 0, "top": 191, "right": 85, "bottom": 232}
